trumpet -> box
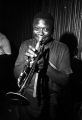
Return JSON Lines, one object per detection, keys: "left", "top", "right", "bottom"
{"left": 6, "top": 39, "right": 45, "bottom": 104}
{"left": 18, "top": 39, "right": 44, "bottom": 93}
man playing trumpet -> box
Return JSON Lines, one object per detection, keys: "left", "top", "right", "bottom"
{"left": 14, "top": 12, "right": 72, "bottom": 120}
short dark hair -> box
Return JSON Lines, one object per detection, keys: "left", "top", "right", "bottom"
{"left": 33, "top": 12, "right": 54, "bottom": 30}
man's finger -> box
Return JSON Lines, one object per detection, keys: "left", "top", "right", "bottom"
{"left": 25, "top": 52, "right": 34, "bottom": 57}
{"left": 29, "top": 45, "right": 35, "bottom": 51}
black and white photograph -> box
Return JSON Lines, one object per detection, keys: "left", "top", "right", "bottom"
{"left": 0, "top": 0, "right": 82, "bottom": 120}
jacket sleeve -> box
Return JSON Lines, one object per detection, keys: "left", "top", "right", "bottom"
{"left": 14, "top": 41, "right": 29, "bottom": 79}
{"left": 47, "top": 43, "right": 72, "bottom": 86}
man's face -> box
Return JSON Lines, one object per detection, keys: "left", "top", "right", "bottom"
{"left": 33, "top": 18, "right": 52, "bottom": 42}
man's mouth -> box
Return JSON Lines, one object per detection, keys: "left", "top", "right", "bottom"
{"left": 37, "top": 35, "right": 44, "bottom": 41}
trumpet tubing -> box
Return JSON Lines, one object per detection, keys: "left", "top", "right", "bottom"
{"left": 17, "top": 39, "right": 44, "bottom": 94}
{"left": 6, "top": 38, "right": 45, "bottom": 103}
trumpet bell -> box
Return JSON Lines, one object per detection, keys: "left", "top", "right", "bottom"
{"left": 6, "top": 92, "right": 29, "bottom": 105}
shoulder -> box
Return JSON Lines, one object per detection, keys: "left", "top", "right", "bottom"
{"left": 0, "top": 33, "right": 7, "bottom": 39}
{"left": 52, "top": 40, "right": 68, "bottom": 49}
{"left": 52, "top": 40, "right": 69, "bottom": 53}
{"left": 0, "top": 33, "right": 10, "bottom": 44}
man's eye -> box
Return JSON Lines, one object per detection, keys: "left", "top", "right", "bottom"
{"left": 44, "top": 28, "right": 48, "bottom": 31}
{"left": 33, "top": 27, "right": 49, "bottom": 32}
{"left": 44, "top": 29, "right": 49, "bottom": 33}
{"left": 34, "top": 27, "right": 39, "bottom": 31}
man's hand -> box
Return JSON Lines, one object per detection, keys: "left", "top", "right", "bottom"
{"left": 25, "top": 45, "right": 37, "bottom": 59}
{"left": 25, "top": 45, "right": 44, "bottom": 71}
{"left": 25, "top": 45, "right": 37, "bottom": 66}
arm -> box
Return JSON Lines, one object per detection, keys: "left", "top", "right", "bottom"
{"left": 14, "top": 41, "right": 29, "bottom": 79}
{"left": 47, "top": 44, "right": 72, "bottom": 87}
{"left": 3, "top": 38, "right": 11, "bottom": 55}
{"left": 47, "top": 64, "right": 69, "bottom": 86}
{"left": 0, "top": 33, "right": 11, "bottom": 55}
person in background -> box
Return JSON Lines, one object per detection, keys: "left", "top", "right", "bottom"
{"left": 60, "top": 32, "right": 82, "bottom": 120}
{"left": 0, "top": 33, "right": 12, "bottom": 120}
{"left": 0, "top": 32, "right": 12, "bottom": 93}
{"left": 13, "top": 12, "right": 72, "bottom": 120}
{"left": 0, "top": 33, "right": 11, "bottom": 55}
{"left": 0, "top": 32, "right": 12, "bottom": 94}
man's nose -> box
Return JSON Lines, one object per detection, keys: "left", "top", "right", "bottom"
{"left": 39, "top": 29, "right": 44, "bottom": 35}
